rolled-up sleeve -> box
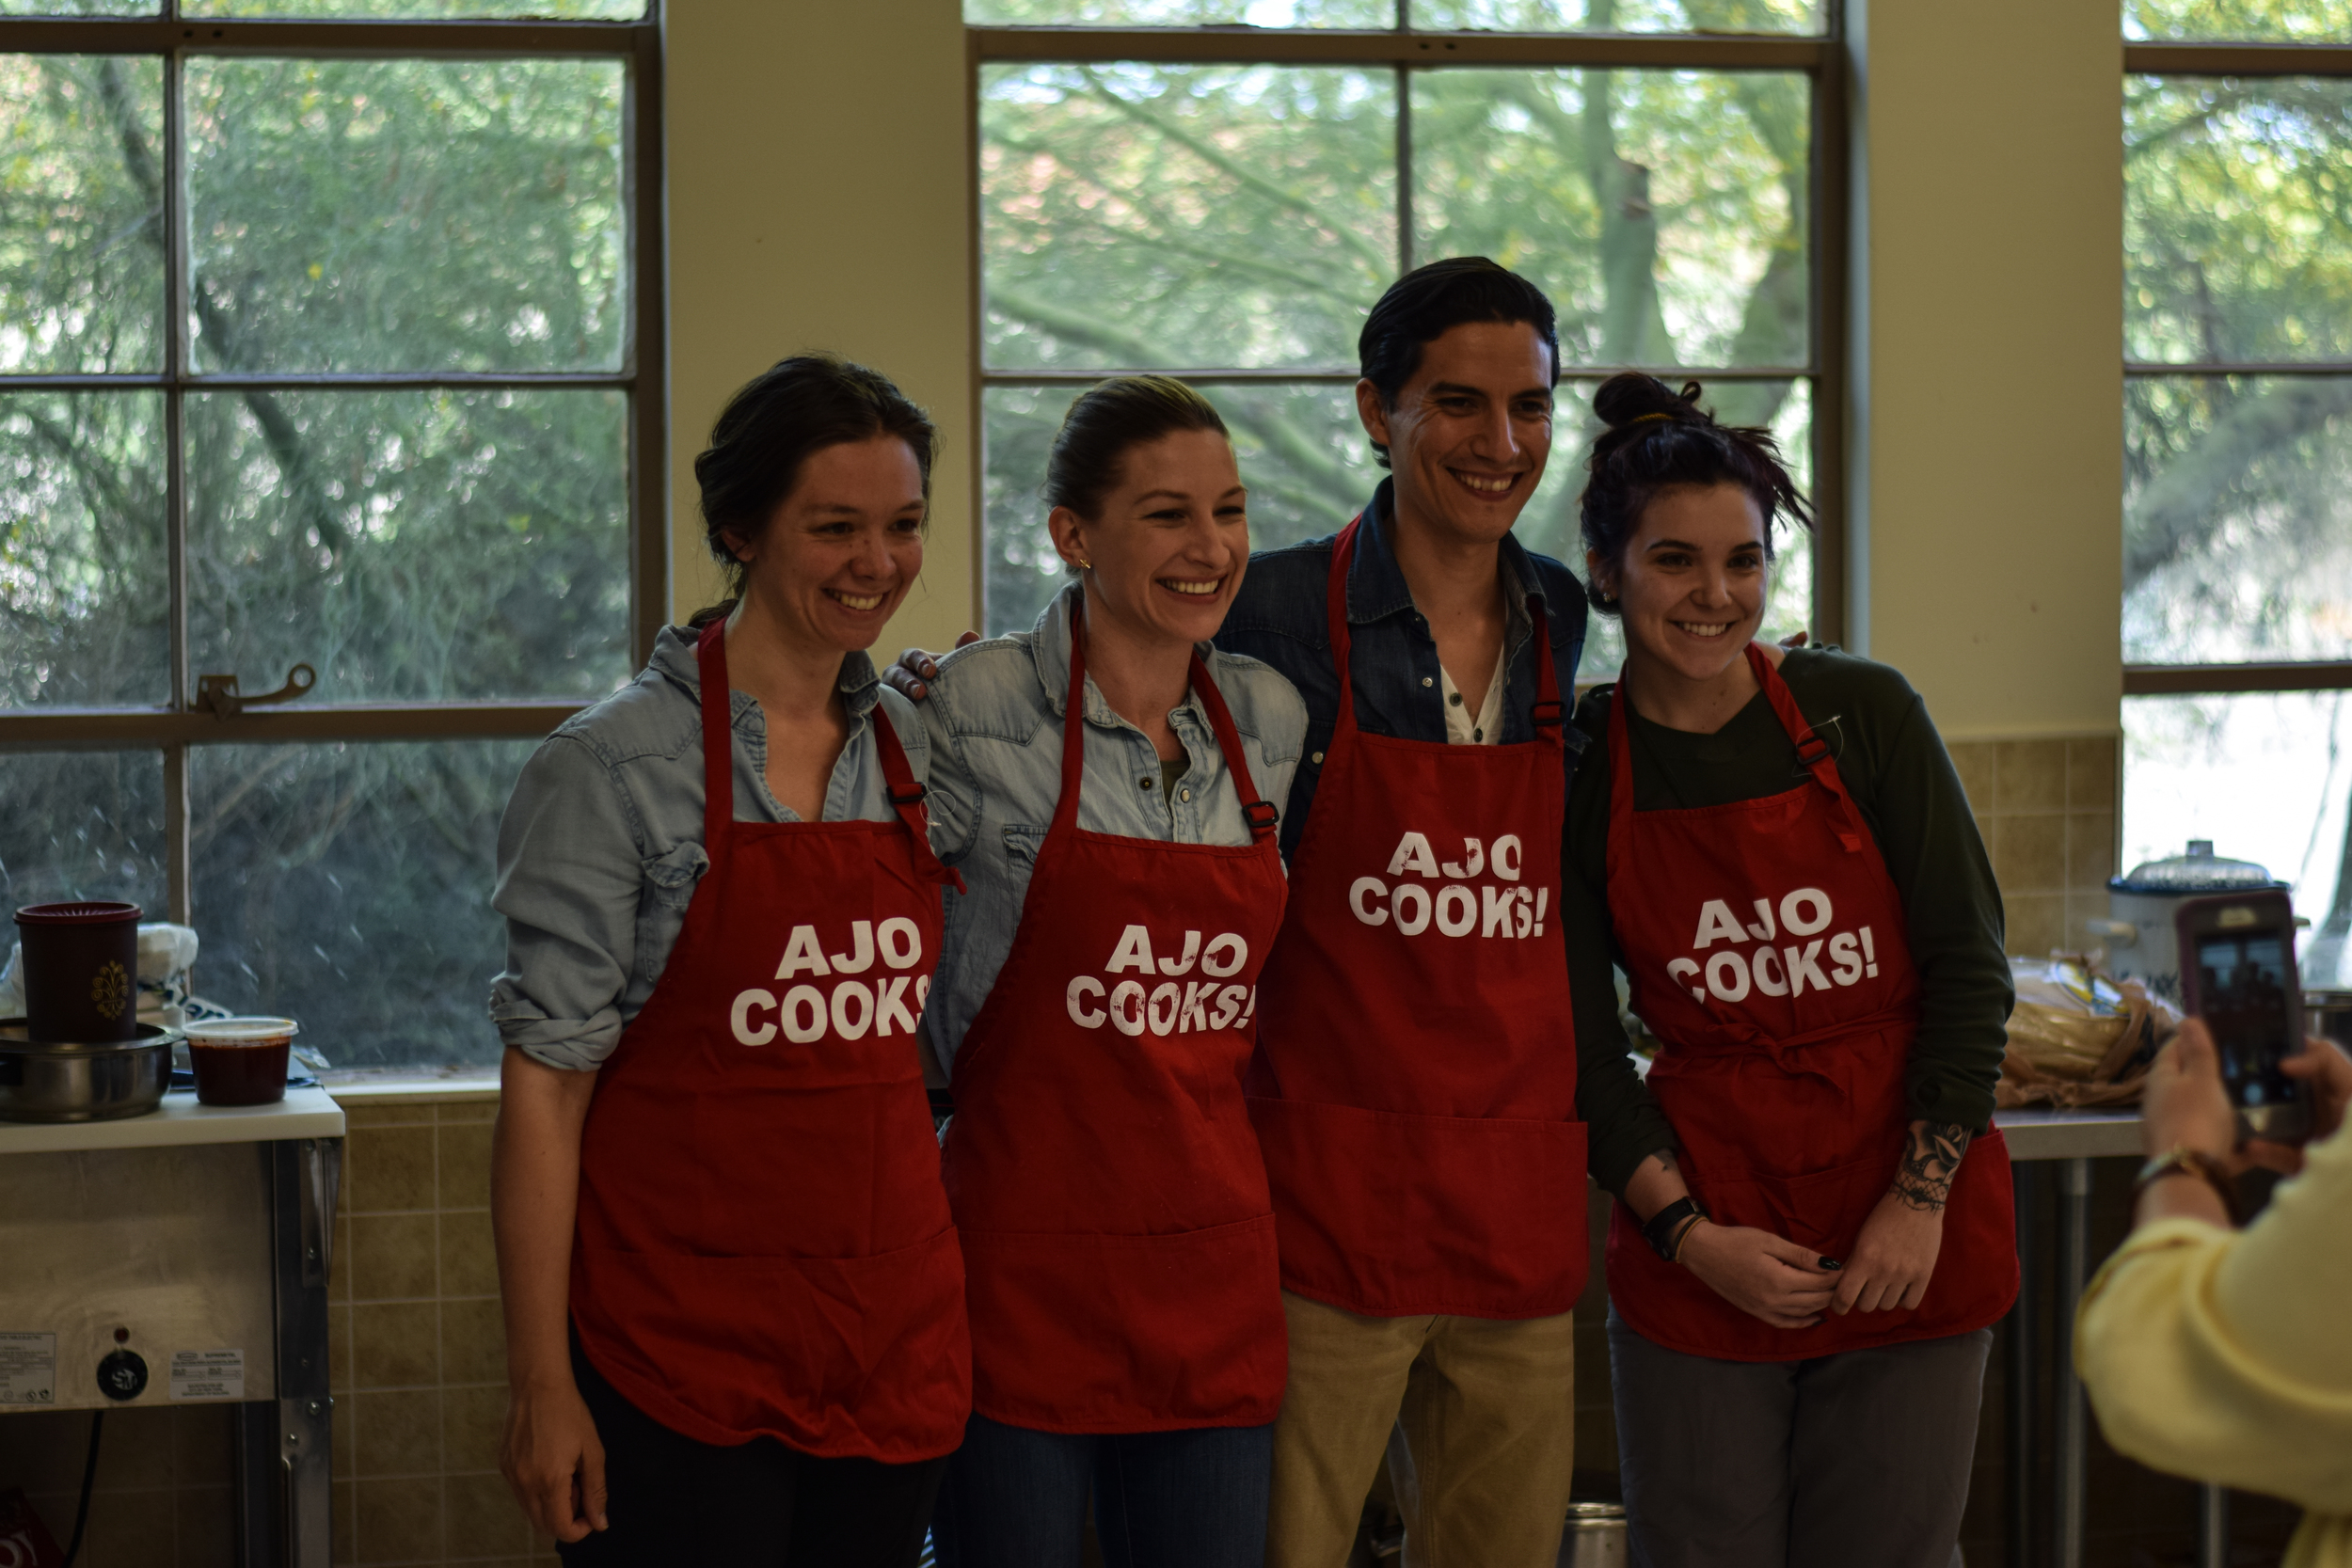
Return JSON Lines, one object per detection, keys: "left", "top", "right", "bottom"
{"left": 2075, "top": 1130, "right": 2352, "bottom": 1522}
{"left": 488, "top": 732, "right": 646, "bottom": 1072}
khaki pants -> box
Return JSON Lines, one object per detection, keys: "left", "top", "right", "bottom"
{"left": 1266, "top": 1290, "right": 1577, "bottom": 1568}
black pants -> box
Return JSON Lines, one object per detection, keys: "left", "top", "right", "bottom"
{"left": 1607, "top": 1307, "right": 1992, "bottom": 1568}
{"left": 558, "top": 1337, "right": 946, "bottom": 1568}
{"left": 930, "top": 1412, "right": 1275, "bottom": 1568}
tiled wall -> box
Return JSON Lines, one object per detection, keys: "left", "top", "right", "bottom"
{"left": 331, "top": 1094, "right": 556, "bottom": 1568}
{"left": 1946, "top": 735, "right": 2121, "bottom": 960}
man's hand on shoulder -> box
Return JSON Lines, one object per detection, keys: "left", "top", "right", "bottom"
{"left": 885, "top": 631, "right": 981, "bottom": 702}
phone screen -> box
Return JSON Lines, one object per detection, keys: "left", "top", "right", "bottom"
{"left": 2195, "top": 930, "right": 2298, "bottom": 1110}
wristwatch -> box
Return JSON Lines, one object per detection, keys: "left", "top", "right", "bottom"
{"left": 1642, "top": 1196, "right": 1708, "bottom": 1262}
{"left": 2131, "top": 1145, "right": 2239, "bottom": 1226}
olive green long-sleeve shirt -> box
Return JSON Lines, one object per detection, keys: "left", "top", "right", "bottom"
{"left": 1561, "top": 645, "right": 2013, "bottom": 1198}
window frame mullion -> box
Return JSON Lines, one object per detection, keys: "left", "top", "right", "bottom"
{"left": 2125, "top": 44, "right": 2352, "bottom": 695}
{"left": 971, "top": 14, "right": 1846, "bottom": 642}
{"left": 1394, "top": 63, "right": 1414, "bottom": 278}
{"left": 164, "top": 39, "right": 191, "bottom": 921}
{"left": 0, "top": 5, "right": 663, "bottom": 929}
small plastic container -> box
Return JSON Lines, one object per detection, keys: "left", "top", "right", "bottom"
{"left": 15, "top": 901, "right": 142, "bottom": 1043}
{"left": 185, "top": 1017, "right": 299, "bottom": 1107}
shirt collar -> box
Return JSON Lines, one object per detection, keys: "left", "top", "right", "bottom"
{"left": 650, "top": 621, "right": 882, "bottom": 721}
{"left": 1027, "top": 581, "right": 1215, "bottom": 730}
{"left": 1346, "top": 479, "right": 1555, "bottom": 634}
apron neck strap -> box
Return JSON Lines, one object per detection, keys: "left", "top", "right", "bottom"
{"left": 1605, "top": 667, "right": 1635, "bottom": 849}
{"left": 1186, "top": 648, "right": 1280, "bottom": 845}
{"left": 1057, "top": 598, "right": 1093, "bottom": 835}
{"left": 1528, "top": 596, "right": 1563, "bottom": 742}
{"left": 1607, "top": 643, "right": 1866, "bottom": 854}
{"left": 1745, "top": 641, "right": 1867, "bottom": 853}
{"left": 1325, "top": 517, "right": 1363, "bottom": 746}
{"left": 1055, "top": 594, "right": 1279, "bottom": 845}
{"left": 872, "top": 705, "right": 967, "bottom": 893}
{"left": 1327, "top": 516, "right": 1563, "bottom": 750}
{"left": 694, "top": 620, "right": 736, "bottom": 857}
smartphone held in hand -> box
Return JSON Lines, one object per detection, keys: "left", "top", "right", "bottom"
{"left": 2175, "top": 891, "right": 2313, "bottom": 1146}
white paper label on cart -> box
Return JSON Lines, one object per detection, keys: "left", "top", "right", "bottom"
{"left": 0, "top": 1334, "right": 56, "bottom": 1406}
{"left": 168, "top": 1349, "right": 244, "bottom": 1401}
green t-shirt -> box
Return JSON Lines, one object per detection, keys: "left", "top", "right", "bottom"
{"left": 1562, "top": 645, "right": 2013, "bottom": 1197}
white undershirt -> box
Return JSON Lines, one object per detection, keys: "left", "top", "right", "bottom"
{"left": 1439, "top": 644, "right": 1507, "bottom": 746}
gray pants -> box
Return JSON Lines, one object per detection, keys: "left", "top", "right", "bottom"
{"left": 1607, "top": 1308, "right": 1992, "bottom": 1568}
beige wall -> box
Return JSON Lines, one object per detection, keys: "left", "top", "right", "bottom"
{"left": 1848, "top": 0, "right": 2123, "bottom": 739}
{"left": 665, "top": 0, "right": 978, "bottom": 656}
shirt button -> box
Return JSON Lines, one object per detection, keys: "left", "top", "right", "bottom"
{"left": 1179, "top": 788, "right": 1191, "bottom": 802}
{"left": 1448, "top": 691, "right": 1463, "bottom": 706}
{"left": 1311, "top": 751, "right": 1324, "bottom": 765}
{"left": 1139, "top": 777, "right": 1152, "bottom": 789}
{"left": 1422, "top": 676, "right": 1434, "bottom": 689}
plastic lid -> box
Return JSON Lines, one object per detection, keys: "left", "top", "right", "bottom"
{"left": 185, "top": 1016, "right": 300, "bottom": 1043}
{"left": 2109, "top": 839, "right": 2282, "bottom": 894}
{"left": 15, "top": 900, "right": 142, "bottom": 926}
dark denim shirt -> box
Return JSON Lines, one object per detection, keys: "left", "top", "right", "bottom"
{"left": 1216, "top": 479, "right": 1591, "bottom": 860}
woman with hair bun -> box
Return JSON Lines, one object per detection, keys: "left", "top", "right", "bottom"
{"left": 1562, "top": 373, "right": 2017, "bottom": 1567}
{"left": 916, "top": 376, "right": 1306, "bottom": 1568}
{"left": 489, "top": 356, "right": 967, "bottom": 1566}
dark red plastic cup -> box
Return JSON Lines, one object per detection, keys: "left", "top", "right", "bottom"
{"left": 14, "top": 902, "right": 142, "bottom": 1043}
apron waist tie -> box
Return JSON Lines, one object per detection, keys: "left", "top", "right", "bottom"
{"left": 1660, "top": 1005, "right": 1920, "bottom": 1076}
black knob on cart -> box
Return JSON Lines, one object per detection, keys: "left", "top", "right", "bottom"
{"left": 96, "top": 1347, "right": 147, "bottom": 1402}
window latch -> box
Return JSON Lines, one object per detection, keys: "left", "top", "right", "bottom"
{"left": 196, "top": 663, "right": 317, "bottom": 718}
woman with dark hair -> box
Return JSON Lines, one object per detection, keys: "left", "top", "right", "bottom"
{"left": 916, "top": 376, "right": 1307, "bottom": 1568}
{"left": 489, "top": 355, "right": 967, "bottom": 1567}
{"left": 1562, "top": 373, "right": 2017, "bottom": 1567}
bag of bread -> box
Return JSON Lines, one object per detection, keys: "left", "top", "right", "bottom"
{"left": 1996, "top": 958, "right": 2177, "bottom": 1109}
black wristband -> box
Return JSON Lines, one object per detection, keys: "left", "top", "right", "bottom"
{"left": 1642, "top": 1196, "right": 1706, "bottom": 1262}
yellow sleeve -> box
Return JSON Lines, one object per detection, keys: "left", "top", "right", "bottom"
{"left": 2074, "top": 1132, "right": 2352, "bottom": 1517}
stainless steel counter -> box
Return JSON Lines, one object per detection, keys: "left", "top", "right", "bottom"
{"left": 1992, "top": 1106, "right": 2144, "bottom": 1162}
{"left": 1991, "top": 1104, "right": 2228, "bottom": 1568}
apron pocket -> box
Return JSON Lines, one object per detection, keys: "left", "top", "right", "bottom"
{"left": 571, "top": 1225, "right": 969, "bottom": 1460}
{"left": 1248, "top": 1095, "right": 1588, "bottom": 1318}
{"left": 958, "top": 1213, "right": 1284, "bottom": 1433}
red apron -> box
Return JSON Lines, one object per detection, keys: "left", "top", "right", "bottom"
{"left": 941, "top": 602, "right": 1291, "bottom": 1433}
{"left": 1248, "top": 518, "right": 1588, "bottom": 1320}
{"left": 570, "top": 622, "right": 970, "bottom": 1460}
{"left": 1602, "top": 642, "right": 2018, "bottom": 1361}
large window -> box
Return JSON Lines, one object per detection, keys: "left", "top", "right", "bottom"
{"left": 0, "top": 4, "right": 662, "bottom": 1074}
{"left": 969, "top": 0, "right": 1844, "bottom": 673}
{"left": 2120, "top": 7, "right": 2352, "bottom": 982}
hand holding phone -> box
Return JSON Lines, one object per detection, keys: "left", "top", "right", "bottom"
{"left": 2174, "top": 891, "right": 2314, "bottom": 1146}
{"left": 2241, "top": 1039, "right": 2352, "bottom": 1176}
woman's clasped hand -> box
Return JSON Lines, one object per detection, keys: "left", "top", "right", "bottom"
{"left": 1673, "top": 1222, "right": 1838, "bottom": 1329}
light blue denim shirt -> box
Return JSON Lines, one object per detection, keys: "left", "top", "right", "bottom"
{"left": 489, "top": 624, "right": 930, "bottom": 1072}
{"left": 920, "top": 582, "right": 1308, "bottom": 1075}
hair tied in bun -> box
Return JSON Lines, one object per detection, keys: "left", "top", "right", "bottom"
{"left": 1578, "top": 369, "right": 1815, "bottom": 619}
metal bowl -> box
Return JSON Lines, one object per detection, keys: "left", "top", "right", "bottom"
{"left": 0, "top": 1018, "right": 182, "bottom": 1123}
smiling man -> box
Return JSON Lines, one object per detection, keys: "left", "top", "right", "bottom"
{"left": 1218, "top": 259, "right": 1663, "bottom": 1567}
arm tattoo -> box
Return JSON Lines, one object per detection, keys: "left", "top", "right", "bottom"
{"left": 1889, "top": 1121, "right": 1971, "bottom": 1212}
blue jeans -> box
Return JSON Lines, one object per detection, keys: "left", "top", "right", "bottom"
{"left": 930, "top": 1414, "right": 1274, "bottom": 1568}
